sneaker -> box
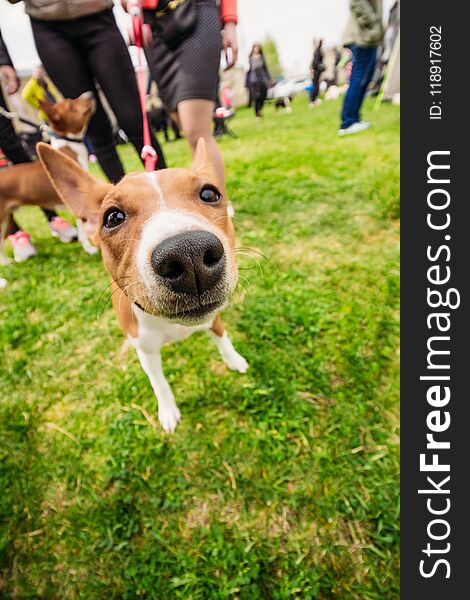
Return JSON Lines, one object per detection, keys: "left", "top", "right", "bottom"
{"left": 8, "top": 230, "right": 37, "bottom": 262}
{"left": 49, "top": 216, "right": 78, "bottom": 243}
{"left": 309, "top": 99, "right": 322, "bottom": 108}
{"left": 338, "top": 121, "right": 371, "bottom": 136}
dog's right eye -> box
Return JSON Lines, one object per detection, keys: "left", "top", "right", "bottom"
{"left": 103, "top": 209, "right": 126, "bottom": 230}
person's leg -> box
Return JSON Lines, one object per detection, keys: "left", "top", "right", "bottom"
{"left": 313, "top": 72, "right": 321, "bottom": 102}
{"left": 259, "top": 84, "right": 267, "bottom": 115}
{"left": 0, "top": 115, "right": 31, "bottom": 166}
{"left": 310, "top": 75, "right": 319, "bottom": 103}
{"left": 82, "top": 11, "right": 166, "bottom": 170}
{"left": 170, "top": 116, "right": 181, "bottom": 140}
{"left": 177, "top": 98, "right": 224, "bottom": 184}
{"left": 354, "top": 47, "right": 377, "bottom": 122}
{"left": 30, "top": 17, "right": 125, "bottom": 183}
{"left": 341, "top": 45, "right": 376, "bottom": 129}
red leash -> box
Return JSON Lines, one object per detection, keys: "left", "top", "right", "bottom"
{"left": 127, "top": 0, "right": 157, "bottom": 172}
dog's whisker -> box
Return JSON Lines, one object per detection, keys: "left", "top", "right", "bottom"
{"left": 237, "top": 273, "right": 252, "bottom": 295}
{"left": 235, "top": 246, "right": 277, "bottom": 275}
{"left": 96, "top": 276, "right": 130, "bottom": 306}
{"left": 117, "top": 282, "right": 138, "bottom": 316}
{"left": 116, "top": 237, "right": 144, "bottom": 244}
{"left": 235, "top": 251, "right": 265, "bottom": 278}
{"left": 95, "top": 277, "right": 132, "bottom": 322}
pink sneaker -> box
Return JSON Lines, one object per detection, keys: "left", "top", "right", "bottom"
{"left": 8, "top": 230, "right": 37, "bottom": 262}
{"left": 49, "top": 216, "right": 78, "bottom": 243}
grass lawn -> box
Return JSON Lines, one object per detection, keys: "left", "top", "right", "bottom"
{"left": 0, "top": 95, "right": 399, "bottom": 599}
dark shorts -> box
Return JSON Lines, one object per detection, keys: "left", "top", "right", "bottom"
{"left": 144, "top": 0, "right": 222, "bottom": 112}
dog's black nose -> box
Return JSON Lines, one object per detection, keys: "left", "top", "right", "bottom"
{"left": 151, "top": 230, "right": 225, "bottom": 295}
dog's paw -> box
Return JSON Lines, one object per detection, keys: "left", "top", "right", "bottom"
{"left": 158, "top": 403, "right": 181, "bottom": 433}
{"left": 225, "top": 352, "right": 249, "bottom": 373}
{"left": 84, "top": 245, "right": 99, "bottom": 255}
{"left": 0, "top": 277, "right": 7, "bottom": 289}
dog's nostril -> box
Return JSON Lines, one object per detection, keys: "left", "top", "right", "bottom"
{"left": 203, "top": 247, "right": 223, "bottom": 267}
{"left": 160, "top": 259, "right": 185, "bottom": 279}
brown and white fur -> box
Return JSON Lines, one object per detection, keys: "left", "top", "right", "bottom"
{"left": 37, "top": 139, "right": 248, "bottom": 432}
{"left": 0, "top": 92, "right": 96, "bottom": 265}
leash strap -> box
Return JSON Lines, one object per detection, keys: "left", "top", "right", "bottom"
{"left": 0, "top": 107, "right": 85, "bottom": 143}
{"left": 128, "top": 2, "right": 158, "bottom": 172}
{"left": 0, "top": 105, "right": 48, "bottom": 134}
{"left": 136, "top": 40, "right": 157, "bottom": 171}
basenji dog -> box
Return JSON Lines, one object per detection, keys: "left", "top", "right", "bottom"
{"left": 0, "top": 92, "right": 96, "bottom": 265}
{"left": 37, "top": 139, "right": 248, "bottom": 432}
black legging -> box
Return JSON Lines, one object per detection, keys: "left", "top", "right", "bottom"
{"left": 250, "top": 82, "right": 267, "bottom": 117}
{"left": 30, "top": 9, "right": 166, "bottom": 183}
{"left": 310, "top": 71, "right": 321, "bottom": 103}
{"left": 0, "top": 86, "right": 56, "bottom": 231}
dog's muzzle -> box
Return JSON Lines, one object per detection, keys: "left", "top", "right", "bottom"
{"left": 151, "top": 230, "right": 226, "bottom": 297}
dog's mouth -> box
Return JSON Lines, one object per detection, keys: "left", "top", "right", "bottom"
{"left": 134, "top": 296, "right": 226, "bottom": 324}
{"left": 174, "top": 299, "right": 223, "bottom": 320}
{"left": 160, "top": 298, "right": 225, "bottom": 323}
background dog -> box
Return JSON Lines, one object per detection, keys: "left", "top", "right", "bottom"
{"left": 148, "top": 106, "right": 181, "bottom": 143}
{"left": 0, "top": 93, "right": 96, "bottom": 264}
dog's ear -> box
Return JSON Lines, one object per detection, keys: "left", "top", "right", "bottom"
{"left": 37, "top": 142, "right": 111, "bottom": 238}
{"left": 192, "top": 137, "right": 222, "bottom": 187}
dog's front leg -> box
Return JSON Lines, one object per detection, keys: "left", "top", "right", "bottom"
{"left": 76, "top": 218, "right": 98, "bottom": 255}
{"left": 135, "top": 348, "right": 181, "bottom": 432}
{"left": 208, "top": 315, "right": 249, "bottom": 373}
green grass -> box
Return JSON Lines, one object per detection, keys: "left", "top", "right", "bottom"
{"left": 0, "top": 96, "right": 399, "bottom": 599}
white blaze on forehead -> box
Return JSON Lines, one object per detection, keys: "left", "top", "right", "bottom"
{"left": 144, "top": 171, "right": 165, "bottom": 208}
{"left": 136, "top": 209, "right": 231, "bottom": 289}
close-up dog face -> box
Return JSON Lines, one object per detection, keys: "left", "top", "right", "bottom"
{"left": 40, "top": 92, "right": 96, "bottom": 135}
{"left": 37, "top": 140, "right": 238, "bottom": 324}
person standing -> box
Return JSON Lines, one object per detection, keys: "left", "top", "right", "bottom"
{"left": 309, "top": 38, "right": 324, "bottom": 107}
{"left": 140, "top": 0, "right": 238, "bottom": 186}
{"left": 8, "top": 0, "right": 166, "bottom": 183}
{"left": 339, "top": 0, "right": 383, "bottom": 136}
{"left": 246, "top": 44, "right": 271, "bottom": 119}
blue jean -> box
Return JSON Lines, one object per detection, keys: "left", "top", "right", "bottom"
{"left": 341, "top": 45, "right": 377, "bottom": 129}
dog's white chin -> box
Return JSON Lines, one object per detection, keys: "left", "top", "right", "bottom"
{"left": 160, "top": 297, "right": 228, "bottom": 325}
{"left": 166, "top": 308, "right": 220, "bottom": 326}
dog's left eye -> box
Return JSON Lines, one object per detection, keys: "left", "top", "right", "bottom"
{"left": 199, "top": 185, "right": 221, "bottom": 204}
{"left": 103, "top": 209, "right": 126, "bottom": 230}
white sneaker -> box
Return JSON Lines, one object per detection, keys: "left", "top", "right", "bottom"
{"left": 338, "top": 121, "right": 371, "bottom": 136}
{"left": 8, "top": 230, "right": 37, "bottom": 262}
{"left": 49, "top": 216, "right": 78, "bottom": 243}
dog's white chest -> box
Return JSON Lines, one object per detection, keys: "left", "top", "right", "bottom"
{"left": 51, "top": 138, "right": 89, "bottom": 172}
